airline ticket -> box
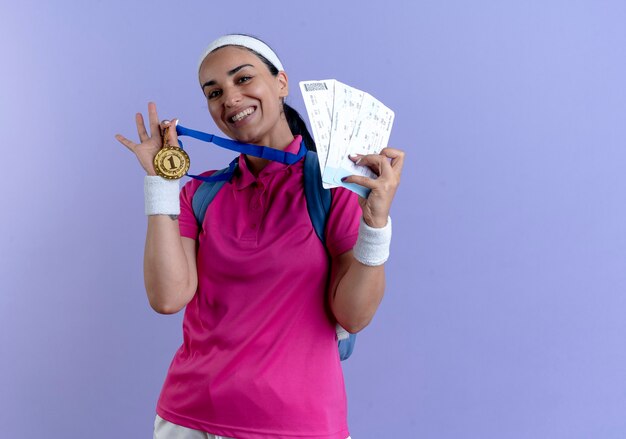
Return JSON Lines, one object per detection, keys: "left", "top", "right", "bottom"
{"left": 299, "top": 79, "right": 394, "bottom": 198}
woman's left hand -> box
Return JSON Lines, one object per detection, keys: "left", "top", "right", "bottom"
{"left": 342, "top": 147, "right": 405, "bottom": 228}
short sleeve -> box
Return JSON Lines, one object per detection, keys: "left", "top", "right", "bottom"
{"left": 325, "top": 187, "right": 361, "bottom": 257}
{"left": 178, "top": 171, "right": 217, "bottom": 240}
{"left": 178, "top": 179, "right": 200, "bottom": 239}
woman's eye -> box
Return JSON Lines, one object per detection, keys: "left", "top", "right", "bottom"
{"left": 238, "top": 76, "right": 252, "bottom": 84}
{"left": 207, "top": 90, "right": 221, "bottom": 99}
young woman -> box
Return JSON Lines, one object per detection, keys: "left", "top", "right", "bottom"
{"left": 116, "top": 34, "right": 404, "bottom": 439}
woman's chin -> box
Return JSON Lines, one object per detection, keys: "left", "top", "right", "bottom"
{"left": 232, "top": 135, "right": 257, "bottom": 145}
{"left": 230, "top": 130, "right": 264, "bottom": 145}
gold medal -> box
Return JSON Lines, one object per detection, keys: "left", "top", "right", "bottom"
{"left": 154, "top": 126, "right": 190, "bottom": 180}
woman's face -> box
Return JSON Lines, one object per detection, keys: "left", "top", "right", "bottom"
{"left": 199, "top": 46, "right": 291, "bottom": 146}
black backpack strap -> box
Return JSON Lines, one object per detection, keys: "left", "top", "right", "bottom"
{"left": 191, "top": 163, "right": 238, "bottom": 229}
{"left": 303, "top": 151, "right": 332, "bottom": 244}
{"left": 303, "top": 151, "right": 357, "bottom": 360}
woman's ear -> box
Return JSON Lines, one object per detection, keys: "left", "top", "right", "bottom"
{"left": 277, "top": 71, "right": 289, "bottom": 98}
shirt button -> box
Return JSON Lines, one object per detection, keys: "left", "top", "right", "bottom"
{"left": 251, "top": 223, "right": 258, "bottom": 229}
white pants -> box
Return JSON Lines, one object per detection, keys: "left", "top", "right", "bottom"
{"left": 154, "top": 415, "right": 352, "bottom": 439}
{"left": 154, "top": 415, "right": 234, "bottom": 439}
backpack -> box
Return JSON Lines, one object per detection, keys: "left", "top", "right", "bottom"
{"left": 190, "top": 150, "right": 357, "bottom": 361}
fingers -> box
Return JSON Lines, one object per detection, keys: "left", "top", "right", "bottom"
{"left": 350, "top": 147, "right": 406, "bottom": 177}
{"left": 119, "top": 102, "right": 177, "bottom": 153}
{"left": 148, "top": 102, "right": 161, "bottom": 139}
{"left": 135, "top": 112, "right": 149, "bottom": 143}
{"left": 380, "top": 147, "right": 405, "bottom": 174}
{"left": 132, "top": 102, "right": 171, "bottom": 146}
{"left": 345, "top": 147, "right": 405, "bottom": 194}
{"left": 160, "top": 119, "right": 170, "bottom": 133}
{"left": 350, "top": 153, "right": 386, "bottom": 176}
{"left": 114, "top": 133, "right": 137, "bottom": 152}
{"left": 167, "top": 119, "right": 179, "bottom": 147}
{"left": 158, "top": 118, "right": 179, "bottom": 146}
{"left": 342, "top": 174, "right": 377, "bottom": 190}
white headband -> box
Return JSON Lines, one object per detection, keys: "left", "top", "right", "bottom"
{"left": 198, "top": 35, "right": 284, "bottom": 73}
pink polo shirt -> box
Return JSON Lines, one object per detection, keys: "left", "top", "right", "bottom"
{"left": 156, "top": 135, "right": 361, "bottom": 439}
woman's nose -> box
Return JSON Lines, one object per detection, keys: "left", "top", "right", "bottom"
{"left": 223, "top": 86, "right": 242, "bottom": 107}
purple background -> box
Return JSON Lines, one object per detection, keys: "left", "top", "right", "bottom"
{"left": 2, "top": 1, "right": 626, "bottom": 437}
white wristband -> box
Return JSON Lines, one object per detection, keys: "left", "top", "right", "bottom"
{"left": 336, "top": 324, "right": 350, "bottom": 341}
{"left": 144, "top": 176, "right": 180, "bottom": 216}
{"left": 353, "top": 216, "right": 392, "bottom": 266}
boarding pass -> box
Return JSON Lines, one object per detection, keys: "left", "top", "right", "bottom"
{"left": 299, "top": 80, "right": 394, "bottom": 198}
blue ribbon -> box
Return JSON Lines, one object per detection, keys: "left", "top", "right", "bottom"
{"left": 174, "top": 124, "right": 307, "bottom": 182}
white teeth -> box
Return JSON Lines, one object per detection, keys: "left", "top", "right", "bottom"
{"left": 231, "top": 107, "right": 254, "bottom": 122}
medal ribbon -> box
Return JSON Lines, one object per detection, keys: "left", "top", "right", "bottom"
{"left": 175, "top": 124, "right": 307, "bottom": 182}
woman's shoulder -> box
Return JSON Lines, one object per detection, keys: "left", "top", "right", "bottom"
{"left": 180, "top": 170, "right": 220, "bottom": 199}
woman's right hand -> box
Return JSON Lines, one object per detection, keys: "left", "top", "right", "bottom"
{"left": 115, "top": 102, "right": 178, "bottom": 176}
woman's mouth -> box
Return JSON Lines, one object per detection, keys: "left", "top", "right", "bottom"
{"left": 230, "top": 107, "right": 256, "bottom": 123}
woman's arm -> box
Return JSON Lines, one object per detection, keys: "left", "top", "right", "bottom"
{"left": 329, "top": 250, "right": 385, "bottom": 333}
{"left": 144, "top": 222, "right": 198, "bottom": 314}
{"left": 116, "top": 102, "right": 197, "bottom": 314}
{"left": 329, "top": 147, "right": 405, "bottom": 333}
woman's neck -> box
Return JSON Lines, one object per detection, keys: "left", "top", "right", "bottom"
{"left": 244, "top": 122, "right": 295, "bottom": 176}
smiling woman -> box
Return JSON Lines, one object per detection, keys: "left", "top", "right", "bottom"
{"left": 115, "top": 33, "right": 404, "bottom": 439}
{"left": 199, "top": 46, "right": 292, "bottom": 162}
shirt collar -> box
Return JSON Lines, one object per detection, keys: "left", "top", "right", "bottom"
{"left": 234, "top": 135, "right": 303, "bottom": 190}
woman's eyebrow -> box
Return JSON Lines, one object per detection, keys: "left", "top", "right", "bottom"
{"left": 202, "top": 64, "right": 255, "bottom": 90}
